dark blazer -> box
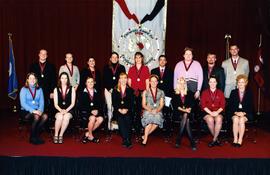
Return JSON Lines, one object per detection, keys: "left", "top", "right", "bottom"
{"left": 112, "top": 86, "right": 134, "bottom": 117}
{"left": 202, "top": 65, "right": 225, "bottom": 92}
{"left": 30, "top": 61, "right": 56, "bottom": 97}
{"left": 103, "top": 63, "right": 126, "bottom": 91}
{"left": 78, "top": 89, "right": 103, "bottom": 116}
{"left": 228, "top": 88, "right": 254, "bottom": 120}
{"left": 151, "top": 67, "right": 174, "bottom": 97}
{"left": 79, "top": 68, "right": 101, "bottom": 93}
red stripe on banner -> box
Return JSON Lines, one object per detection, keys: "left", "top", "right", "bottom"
{"left": 115, "top": 0, "right": 140, "bottom": 24}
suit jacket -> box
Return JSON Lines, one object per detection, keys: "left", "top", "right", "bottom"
{"left": 79, "top": 68, "right": 101, "bottom": 93}
{"left": 202, "top": 65, "right": 225, "bottom": 92}
{"left": 30, "top": 61, "right": 56, "bottom": 98}
{"left": 228, "top": 88, "right": 254, "bottom": 120}
{"left": 222, "top": 57, "right": 249, "bottom": 98}
{"left": 151, "top": 67, "right": 174, "bottom": 97}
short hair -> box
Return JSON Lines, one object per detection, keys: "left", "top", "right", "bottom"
{"left": 149, "top": 74, "right": 159, "bottom": 81}
{"left": 111, "top": 51, "right": 119, "bottom": 58}
{"left": 158, "top": 55, "right": 166, "bottom": 60}
{"left": 183, "top": 47, "right": 193, "bottom": 55}
{"left": 117, "top": 72, "right": 128, "bottom": 91}
{"left": 230, "top": 44, "right": 239, "bottom": 49}
{"left": 87, "top": 56, "right": 95, "bottom": 62}
{"left": 236, "top": 74, "right": 248, "bottom": 84}
{"left": 207, "top": 53, "right": 216, "bottom": 57}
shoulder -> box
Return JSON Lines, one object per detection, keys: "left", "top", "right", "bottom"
{"left": 193, "top": 60, "right": 202, "bottom": 66}
{"left": 151, "top": 67, "right": 158, "bottom": 73}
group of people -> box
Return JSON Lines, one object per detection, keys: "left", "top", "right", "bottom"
{"left": 19, "top": 44, "right": 253, "bottom": 151}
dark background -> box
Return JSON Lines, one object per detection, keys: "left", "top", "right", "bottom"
{"left": 0, "top": 0, "right": 269, "bottom": 111}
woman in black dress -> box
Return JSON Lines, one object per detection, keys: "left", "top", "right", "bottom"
{"left": 78, "top": 77, "right": 104, "bottom": 143}
{"left": 112, "top": 73, "right": 134, "bottom": 148}
{"left": 171, "top": 77, "right": 196, "bottom": 150}
{"left": 53, "top": 72, "right": 76, "bottom": 144}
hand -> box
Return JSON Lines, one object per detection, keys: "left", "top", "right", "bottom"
{"left": 74, "top": 85, "right": 78, "bottom": 91}
{"left": 50, "top": 93, "right": 54, "bottom": 99}
{"left": 61, "top": 109, "right": 67, "bottom": 115}
{"left": 121, "top": 109, "right": 128, "bottom": 115}
{"left": 151, "top": 109, "right": 157, "bottom": 114}
{"left": 212, "top": 111, "right": 219, "bottom": 117}
{"left": 32, "top": 110, "right": 41, "bottom": 116}
{"left": 194, "top": 91, "right": 200, "bottom": 99}
{"left": 185, "top": 108, "right": 191, "bottom": 113}
{"left": 109, "top": 89, "right": 113, "bottom": 93}
{"left": 91, "top": 110, "right": 98, "bottom": 116}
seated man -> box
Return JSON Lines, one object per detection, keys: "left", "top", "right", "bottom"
{"left": 201, "top": 76, "right": 225, "bottom": 147}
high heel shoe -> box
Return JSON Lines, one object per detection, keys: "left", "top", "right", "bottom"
{"left": 58, "top": 136, "right": 63, "bottom": 144}
{"left": 53, "top": 136, "right": 58, "bottom": 144}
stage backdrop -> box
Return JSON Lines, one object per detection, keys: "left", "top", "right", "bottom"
{"left": 112, "top": 0, "right": 167, "bottom": 71}
{"left": 0, "top": 0, "right": 269, "bottom": 111}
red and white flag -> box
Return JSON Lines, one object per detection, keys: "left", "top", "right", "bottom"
{"left": 112, "top": 0, "right": 168, "bottom": 71}
{"left": 254, "top": 46, "right": 264, "bottom": 88}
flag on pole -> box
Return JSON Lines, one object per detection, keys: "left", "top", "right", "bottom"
{"left": 112, "top": 0, "right": 168, "bottom": 71}
{"left": 254, "top": 46, "right": 264, "bottom": 88}
{"left": 8, "top": 34, "right": 18, "bottom": 100}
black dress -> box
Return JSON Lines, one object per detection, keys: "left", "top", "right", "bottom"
{"left": 56, "top": 86, "right": 74, "bottom": 115}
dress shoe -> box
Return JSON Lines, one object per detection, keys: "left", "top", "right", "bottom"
{"left": 208, "top": 141, "right": 216, "bottom": 147}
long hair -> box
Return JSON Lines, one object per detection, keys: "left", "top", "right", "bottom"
{"left": 117, "top": 72, "right": 128, "bottom": 92}
{"left": 134, "top": 51, "right": 144, "bottom": 65}
{"left": 57, "top": 72, "right": 71, "bottom": 88}
{"left": 24, "top": 72, "right": 39, "bottom": 89}
{"left": 175, "top": 77, "right": 187, "bottom": 95}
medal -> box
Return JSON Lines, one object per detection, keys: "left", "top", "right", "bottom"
{"left": 90, "top": 102, "right": 94, "bottom": 106}
{"left": 29, "top": 87, "right": 37, "bottom": 105}
{"left": 120, "top": 85, "right": 126, "bottom": 104}
{"left": 182, "top": 105, "right": 185, "bottom": 109}
{"left": 137, "top": 78, "right": 140, "bottom": 82}
{"left": 86, "top": 88, "right": 94, "bottom": 106}
{"left": 234, "top": 71, "right": 236, "bottom": 75}
{"left": 136, "top": 65, "right": 142, "bottom": 82}
{"left": 160, "top": 80, "right": 163, "bottom": 84}
{"left": 62, "top": 101, "right": 66, "bottom": 105}
{"left": 111, "top": 63, "right": 119, "bottom": 81}
{"left": 239, "top": 103, "right": 242, "bottom": 109}
{"left": 211, "top": 104, "right": 215, "bottom": 107}
{"left": 209, "top": 89, "right": 217, "bottom": 109}
{"left": 150, "top": 88, "right": 158, "bottom": 108}
{"left": 61, "top": 87, "right": 69, "bottom": 105}
{"left": 39, "top": 62, "right": 46, "bottom": 78}
{"left": 113, "top": 76, "right": 116, "bottom": 80}
{"left": 121, "top": 101, "right": 124, "bottom": 104}
{"left": 41, "top": 74, "right": 44, "bottom": 78}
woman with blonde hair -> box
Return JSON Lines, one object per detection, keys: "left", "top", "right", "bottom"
{"left": 171, "top": 77, "right": 196, "bottom": 150}
{"left": 228, "top": 74, "right": 253, "bottom": 147}
{"left": 112, "top": 73, "right": 134, "bottom": 148}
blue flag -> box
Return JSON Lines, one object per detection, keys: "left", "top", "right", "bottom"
{"left": 8, "top": 36, "right": 18, "bottom": 100}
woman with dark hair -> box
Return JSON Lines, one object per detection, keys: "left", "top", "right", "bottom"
{"left": 53, "top": 72, "right": 76, "bottom": 144}
{"left": 78, "top": 77, "right": 104, "bottom": 143}
{"left": 228, "top": 74, "right": 254, "bottom": 147}
{"left": 171, "top": 77, "right": 196, "bottom": 150}
{"left": 141, "top": 75, "right": 164, "bottom": 146}
{"left": 201, "top": 76, "right": 225, "bottom": 147}
{"left": 19, "top": 72, "right": 48, "bottom": 145}
{"left": 112, "top": 73, "right": 134, "bottom": 148}
{"left": 79, "top": 57, "right": 101, "bottom": 92}
{"left": 128, "top": 52, "right": 150, "bottom": 139}
{"left": 103, "top": 52, "right": 126, "bottom": 130}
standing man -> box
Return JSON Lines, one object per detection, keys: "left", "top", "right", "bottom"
{"left": 174, "top": 47, "right": 203, "bottom": 99}
{"left": 151, "top": 55, "right": 174, "bottom": 137}
{"left": 30, "top": 49, "right": 57, "bottom": 112}
{"left": 222, "top": 45, "right": 249, "bottom": 99}
{"left": 202, "top": 53, "right": 225, "bottom": 92}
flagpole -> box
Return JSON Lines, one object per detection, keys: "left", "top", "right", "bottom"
{"left": 8, "top": 33, "right": 17, "bottom": 113}
{"left": 224, "top": 34, "right": 231, "bottom": 59}
{"left": 256, "top": 34, "right": 262, "bottom": 116}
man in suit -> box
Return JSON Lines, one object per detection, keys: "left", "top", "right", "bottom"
{"left": 222, "top": 45, "right": 249, "bottom": 99}
{"left": 30, "top": 49, "right": 57, "bottom": 112}
{"left": 151, "top": 55, "right": 174, "bottom": 137}
{"left": 202, "top": 53, "right": 225, "bottom": 92}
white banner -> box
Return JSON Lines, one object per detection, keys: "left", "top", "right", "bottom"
{"left": 112, "top": 0, "right": 167, "bottom": 71}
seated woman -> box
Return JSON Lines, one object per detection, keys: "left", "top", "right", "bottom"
{"left": 78, "top": 77, "right": 104, "bottom": 143}
{"left": 19, "top": 72, "right": 48, "bottom": 145}
{"left": 53, "top": 72, "right": 76, "bottom": 144}
{"left": 228, "top": 74, "right": 253, "bottom": 147}
{"left": 141, "top": 75, "right": 164, "bottom": 146}
{"left": 201, "top": 76, "right": 225, "bottom": 147}
{"left": 171, "top": 77, "right": 196, "bottom": 150}
{"left": 112, "top": 73, "right": 134, "bottom": 148}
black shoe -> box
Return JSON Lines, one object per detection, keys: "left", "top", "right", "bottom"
{"left": 236, "top": 143, "right": 242, "bottom": 147}
{"left": 141, "top": 141, "right": 147, "bottom": 147}
{"left": 231, "top": 142, "right": 238, "bottom": 147}
{"left": 125, "top": 141, "right": 133, "bottom": 149}
{"left": 175, "top": 143, "right": 180, "bottom": 148}
{"left": 208, "top": 141, "right": 216, "bottom": 147}
{"left": 215, "top": 140, "right": 222, "bottom": 146}
{"left": 82, "top": 136, "right": 90, "bottom": 144}
{"left": 36, "top": 137, "right": 45, "bottom": 144}
{"left": 191, "top": 142, "right": 197, "bottom": 151}
{"left": 29, "top": 137, "right": 42, "bottom": 145}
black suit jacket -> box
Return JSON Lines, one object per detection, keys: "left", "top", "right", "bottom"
{"left": 228, "top": 88, "right": 254, "bottom": 120}
{"left": 202, "top": 65, "right": 225, "bottom": 92}
{"left": 30, "top": 61, "right": 56, "bottom": 98}
{"left": 151, "top": 67, "right": 174, "bottom": 97}
{"left": 79, "top": 68, "right": 101, "bottom": 93}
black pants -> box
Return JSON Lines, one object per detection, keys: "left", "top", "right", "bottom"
{"left": 133, "top": 94, "right": 142, "bottom": 136}
{"left": 117, "top": 113, "right": 132, "bottom": 140}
